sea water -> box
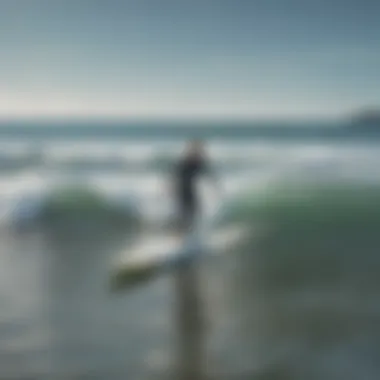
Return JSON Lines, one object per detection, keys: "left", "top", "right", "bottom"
{"left": 0, "top": 120, "right": 379, "bottom": 378}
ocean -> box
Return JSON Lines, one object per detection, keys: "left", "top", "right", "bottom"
{"left": 1, "top": 120, "right": 380, "bottom": 379}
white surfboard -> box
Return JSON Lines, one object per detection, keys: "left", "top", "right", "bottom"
{"left": 110, "top": 222, "right": 249, "bottom": 291}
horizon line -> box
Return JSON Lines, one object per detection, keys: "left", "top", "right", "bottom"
{"left": 0, "top": 114, "right": 344, "bottom": 125}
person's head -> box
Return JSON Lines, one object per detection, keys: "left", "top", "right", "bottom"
{"left": 184, "top": 139, "right": 205, "bottom": 158}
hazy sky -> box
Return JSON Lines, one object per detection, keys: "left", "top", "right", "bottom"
{"left": 1, "top": 0, "right": 380, "bottom": 119}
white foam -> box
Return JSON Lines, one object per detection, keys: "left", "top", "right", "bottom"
{"left": 1, "top": 139, "right": 380, "bottom": 224}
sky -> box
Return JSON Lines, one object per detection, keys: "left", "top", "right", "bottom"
{"left": 1, "top": 0, "right": 380, "bottom": 120}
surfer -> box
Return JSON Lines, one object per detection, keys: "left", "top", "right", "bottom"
{"left": 171, "top": 140, "right": 220, "bottom": 233}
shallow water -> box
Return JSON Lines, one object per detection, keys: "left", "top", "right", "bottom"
{"left": 0, "top": 227, "right": 176, "bottom": 378}
{"left": 0, "top": 225, "right": 239, "bottom": 378}
{"left": 1, "top": 124, "right": 380, "bottom": 378}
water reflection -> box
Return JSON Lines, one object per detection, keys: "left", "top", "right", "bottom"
{"left": 0, "top": 226, "right": 174, "bottom": 378}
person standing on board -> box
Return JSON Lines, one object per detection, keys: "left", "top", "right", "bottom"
{"left": 170, "top": 139, "right": 221, "bottom": 380}
{"left": 171, "top": 139, "right": 220, "bottom": 233}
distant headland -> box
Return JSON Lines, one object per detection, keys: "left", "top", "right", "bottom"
{"left": 349, "top": 109, "right": 380, "bottom": 129}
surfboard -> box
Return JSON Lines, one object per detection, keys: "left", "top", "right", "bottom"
{"left": 110, "top": 223, "right": 249, "bottom": 291}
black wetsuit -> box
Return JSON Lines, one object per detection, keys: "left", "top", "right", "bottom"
{"left": 173, "top": 156, "right": 209, "bottom": 228}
